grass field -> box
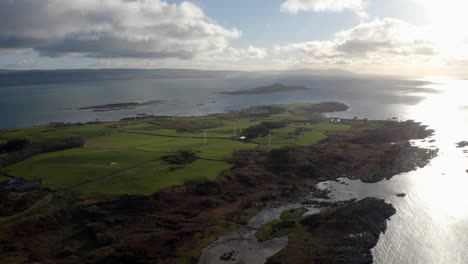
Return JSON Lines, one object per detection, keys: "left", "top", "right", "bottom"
{"left": 76, "top": 159, "right": 230, "bottom": 196}
{"left": 4, "top": 148, "right": 160, "bottom": 190}
{"left": 41, "top": 124, "right": 114, "bottom": 139}
{"left": 0, "top": 123, "right": 114, "bottom": 142}
{"left": 85, "top": 131, "right": 176, "bottom": 149}
{"left": 189, "top": 139, "right": 257, "bottom": 160}
{"left": 0, "top": 103, "right": 349, "bottom": 198}
{"left": 0, "top": 126, "right": 48, "bottom": 142}
{"left": 248, "top": 122, "right": 350, "bottom": 148}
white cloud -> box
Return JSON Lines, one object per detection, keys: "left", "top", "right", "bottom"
{"left": 335, "top": 19, "right": 437, "bottom": 56}
{"left": 225, "top": 46, "right": 268, "bottom": 60}
{"left": 274, "top": 18, "right": 437, "bottom": 66}
{"left": 0, "top": 0, "right": 240, "bottom": 59}
{"left": 274, "top": 41, "right": 340, "bottom": 61}
{"left": 281, "top": 0, "right": 367, "bottom": 17}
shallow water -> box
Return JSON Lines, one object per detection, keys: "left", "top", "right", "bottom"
{"left": 198, "top": 203, "right": 297, "bottom": 264}
{"left": 198, "top": 202, "right": 324, "bottom": 263}
{"left": 198, "top": 227, "right": 288, "bottom": 264}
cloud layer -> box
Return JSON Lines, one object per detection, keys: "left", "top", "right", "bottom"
{"left": 0, "top": 0, "right": 241, "bottom": 59}
{"left": 0, "top": 0, "right": 460, "bottom": 75}
{"left": 274, "top": 18, "right": 437, "bottom": 66}
{"left": 281, "top": 0, "right": 366, "bottom": 16}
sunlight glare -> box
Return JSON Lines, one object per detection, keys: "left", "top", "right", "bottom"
{"left": 408, "top": 78, "right": 468, "bottom": 220}
{"left": 417, "top": 0, "right": 468, "bottom": 57}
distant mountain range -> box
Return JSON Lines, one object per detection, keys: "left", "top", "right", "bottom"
{"left": 0, "top": 68, "right": 355, "bottom": 87}
{"left": 258, "top": 68, "right": 355, "bottom": 76}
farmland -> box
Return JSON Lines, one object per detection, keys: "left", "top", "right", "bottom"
{"left": 0, "top": 102, "right": 351, "bottom": 198}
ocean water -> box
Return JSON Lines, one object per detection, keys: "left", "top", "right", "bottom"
{"left": 309, "top": 77, "right": 468, "bottom": 264}
{"left": 1, "top": 75, "right": 467, "bottom": 263}
{"left": 369, "top": 78, "right": 468, "bottom": 264}
{"left": 0, "top": 75, "right": 434, "bottom": 129}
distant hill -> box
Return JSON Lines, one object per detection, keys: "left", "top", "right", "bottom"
{"left": 0, "top": 68, "right": 246, "bottom": 87}
{"left": 0, "top": 68, "right": 355, "bottom": 87}
{"left": 0, "top": 70, "right": 21, "bottom": 74}
{"left": 260, "top": 68, "right": 355, "bottom": 76}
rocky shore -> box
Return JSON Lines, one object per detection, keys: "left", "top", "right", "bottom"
{"left": 267, "top": 198, "right": 396, "bottom": 264}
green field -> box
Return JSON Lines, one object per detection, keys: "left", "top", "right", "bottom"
{"left": 85, "top": 132, "right": 177, "bottom": 149}
{"left": 76, "top": 159, "right": 230, "bottom": 196}
{"left": 0, "top": 103, "right": 350, "bottom": 198}
{"left": 4, "top": 148, "right": 160, "bottom": 190}
{"left": 249, "top": 122, "right": 350, "bottom": 148}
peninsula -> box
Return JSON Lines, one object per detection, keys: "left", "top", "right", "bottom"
{"left": 0, "top": 102, "right": 436, "bottom": 264}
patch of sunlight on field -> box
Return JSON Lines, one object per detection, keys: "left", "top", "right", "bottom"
{"left": 129, "top": 129, "right": 230, "bottom": 139}
{"left": 77, "top": 159, "right": 230, "bottom": 196}
{"left": 85, "top": 132, "right": 176, "bottom": 149}
{"left": 308, "top": 122, "right": 351, "bottom": 132}
{"left": 249, "top": 123, "right": 342, "bottom": 147}
{"left": 4, "top": 148, "right": 161, "bottom": 190}
{"left": 207, "top": 119, "right": 263, "bottom": 134}
{"left": 135, "top": 137, "right": 205, "bottom": 152}
{"left": 189, "top": 139, "right": 257, "bottom": 160}
{"left": 125, "top": 128, "right": 201, "bottom": 137}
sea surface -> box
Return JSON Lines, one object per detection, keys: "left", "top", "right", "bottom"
{"left": 1, "top": 75, "right": 467, "bottom": 263}
{"left": 0, "top": 74, "right": 434, "bottom": 129}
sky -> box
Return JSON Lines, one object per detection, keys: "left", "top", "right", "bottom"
{"left": 0, "top": 0, "right": 467, "bottom": 76}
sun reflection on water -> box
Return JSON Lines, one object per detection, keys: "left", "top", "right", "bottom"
{"left": 372, "top": 77, "right": 468, "bottom": 264}
{"left": 407, "top": 78, "right": 468, "bottom": 220}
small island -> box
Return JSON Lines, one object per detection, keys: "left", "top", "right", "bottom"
{"left": 220, "top": 83, "right": 308, "bottom": 95}
{"left": 456, "top": 141, "right": 468, "bottom": 148}
{"left": 78, "top": 100, "right": 165, "bottom": 112}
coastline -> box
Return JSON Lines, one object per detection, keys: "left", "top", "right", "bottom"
{"left": 0, "top": 102, "right": 437, "bottom": 263}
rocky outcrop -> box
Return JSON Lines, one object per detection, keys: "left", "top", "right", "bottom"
{"left": 267, "top": 198, "right": 396, "bottom": 264}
